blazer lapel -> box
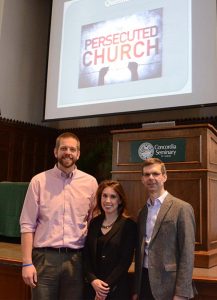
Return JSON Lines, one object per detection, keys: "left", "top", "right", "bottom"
{"left": 150, "top": 194, "right": 173, "bottom": 245}
{"left": 139, "top": 205, "right": 148, "bottom": 256}
{"left": 140, "top": 205, "right": 148, "bottom": 239}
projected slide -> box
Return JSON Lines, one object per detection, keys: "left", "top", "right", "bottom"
{"left": 79, "top": 9, "right": 162, "bottom": 88}
{"left": 55, "top": 0, "right": 190, "bottom": 109}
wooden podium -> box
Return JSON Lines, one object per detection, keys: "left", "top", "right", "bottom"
{"left": 111, "top": 124, "right": 217, "bottom": 268}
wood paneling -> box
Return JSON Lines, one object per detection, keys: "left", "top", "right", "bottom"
{"left": 2, "top": 261, "right": 217, "bottom": 300}
{"left": 0, "top": 263, "right": 31, "bottom": 300}
{"left": 0, "top": 119, "right": 57, "bottom": 182}
{"left": 194, "top": 282, "right": 217, "bottom": 300}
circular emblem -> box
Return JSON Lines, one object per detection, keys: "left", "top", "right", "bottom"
{"left": 138, "top": 142, "right": 154, "bottom": 160}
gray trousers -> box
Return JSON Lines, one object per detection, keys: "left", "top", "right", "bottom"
{"left": 32, "top": 248, "right": 84, "bottom": 300}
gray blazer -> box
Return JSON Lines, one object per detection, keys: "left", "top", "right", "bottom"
{"left": 135, "top": 193, "right": 196, "bottom": 300}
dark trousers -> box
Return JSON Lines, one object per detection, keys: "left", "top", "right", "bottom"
{"left": 32, "top": 248, "right": 83, "bottom": 300}
{"left": 139, "top": 268, "right": 155, "bottom": 300}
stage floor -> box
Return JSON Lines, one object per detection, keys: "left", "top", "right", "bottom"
{"left": 1, "top": 242, "right": 217, "bottom": 282}
{"left": 0, "top": 242, "right": 22, "bottom": 263}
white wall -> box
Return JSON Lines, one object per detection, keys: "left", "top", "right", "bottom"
{"left": 0, "top": 1, "right": 4, "bottom": 38}
{"left": 0, "top": 0, "right": 51, "bottom": 125}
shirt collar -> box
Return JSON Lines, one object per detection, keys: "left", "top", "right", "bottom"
{"left": 147, "top": 190, "right": 168, "bottom": 207}
{"left": 53, "top": 164, "right": 76, "bottom": 179}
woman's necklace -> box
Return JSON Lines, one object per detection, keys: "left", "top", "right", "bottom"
{"left": 101, "top": 220, "right": 116, "bottom": 229}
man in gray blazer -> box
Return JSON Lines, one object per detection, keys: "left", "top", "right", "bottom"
{"left": 133, "top": 158, "right": 195, "bottom": 300}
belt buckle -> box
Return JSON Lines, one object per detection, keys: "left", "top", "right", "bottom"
{"left": 59, "top": 247, "right": 68, "bottom": 253}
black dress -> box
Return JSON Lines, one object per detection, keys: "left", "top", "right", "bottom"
{"left": 84, "top": 215, "right": 136, "bottom": 300}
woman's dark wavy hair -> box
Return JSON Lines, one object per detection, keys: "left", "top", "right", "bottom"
{"left": 94, "top": 180, "right": 128, "bottom": 217}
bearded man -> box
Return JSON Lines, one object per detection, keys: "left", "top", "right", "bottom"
{"left": 20, "top": 132, "right": 98, "bottom": 300}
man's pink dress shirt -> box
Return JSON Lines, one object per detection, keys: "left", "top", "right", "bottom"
{"left": 20, "top": 165, "right": 98, "bottom": 249}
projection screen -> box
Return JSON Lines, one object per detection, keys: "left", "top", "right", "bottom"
{"left": 44, "top": 0, "right": 217, "bottom": 120}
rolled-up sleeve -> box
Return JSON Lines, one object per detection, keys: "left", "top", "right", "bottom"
{"left": 20, "top": 178, "right": 39, "bottom": 233}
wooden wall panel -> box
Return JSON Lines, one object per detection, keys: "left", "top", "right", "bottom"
{"left": 166, "top": 173, "right": 203, "bottom": 249}
{"left": 208, "top": 176, "right": 217, "bottom": 249}
{"left": 208, "top": 133, "right": 217, "bottom": 171}
{"left": 112, "top": 173, "right": 145, "bottom": 220}
{"left": 0, "top": 263, "right": 31, "bottom": 300}
{"left": 194, "top": 281, "right": 217, "bottom": 300}
{"left": 0, "top": 119, "right": 57, "bottom": 182}
{"left": 1, "top": 259, "right": 217, "bottom": 300}
{"left": 0, "top": 129, "right": 10, "bottom": 181}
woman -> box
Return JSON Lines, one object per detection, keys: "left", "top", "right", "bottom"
{"left": 84, "top": 180, "right": 136, "bottom": 300}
